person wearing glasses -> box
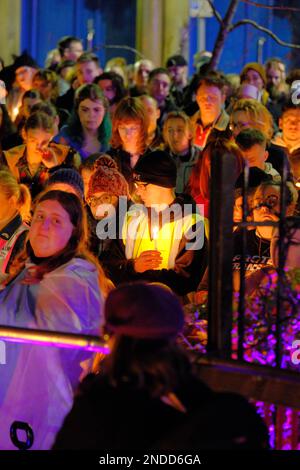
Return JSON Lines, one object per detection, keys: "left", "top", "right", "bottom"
{"left": 230, "top": 98, "right": 291, "bottom": 179}
{"left": 104, "top": 150, "right": 208, "bottom": 297}
{"left": 85, "top": 154, "right": 130, "bottom": 264}
{"left": 232, "top": 180, "right": 298, "bottom": 291}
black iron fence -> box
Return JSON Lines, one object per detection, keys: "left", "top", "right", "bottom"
{"left": 195, "top": 149, "right": 300, "bottom": 449}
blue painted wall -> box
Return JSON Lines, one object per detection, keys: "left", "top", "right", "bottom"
{"left": 196, "top": 0, "right": 292, "bottom": 74}
{"left": 21, "top": 0, "right": 294, "bottom": 73}
{"left": 21, "top": 0, "right": 136, "bottom": 68}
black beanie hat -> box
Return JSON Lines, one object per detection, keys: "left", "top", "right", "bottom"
{"left": 105, "top": 283, "right": 184, "bottom": 340}
{"left": 133, "top": 150, "right": 177, "bottom": 188}
{"left": 166, "top": 55, "right": 187, "bottom": 67}
{"left": 13, "top": 51, "right": 39, "bottom": 71}
{"left": 47, "top": 168, "right": 84, "bottom": 197}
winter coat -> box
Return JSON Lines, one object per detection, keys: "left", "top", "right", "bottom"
{"left": 103, "top": 194, "right": 208, "bottom": 295}
{"left": 53, "top": 373, "right": 212, "bottom": 450}
{"left": 2, "top": 143, "right": 80, "bottom": 197}
{"left": 53, "top": 372, "right": 268, "bottom": 450}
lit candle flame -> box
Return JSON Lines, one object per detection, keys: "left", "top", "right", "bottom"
{"left": 152, "top": 225, "right": 159, "bottom": 250}
{"left": 12, "top": 106, "right": 20, "bottom": 121}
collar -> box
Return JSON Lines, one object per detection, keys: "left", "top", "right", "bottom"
{"left": 16, "top": 148, "right": 47, "bottom": 172}
{"left": 0, "top": 214, "right": 22, "bottom": 240}
{"left": 273, "top": 133, "right": 300, "bottom": 154}
{"left": 196, "top": 109, "right": 229, "bottom": 132}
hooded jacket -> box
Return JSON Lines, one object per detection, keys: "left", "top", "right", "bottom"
{"left": 0, "top": 257, "right": 103, "bottom": 450}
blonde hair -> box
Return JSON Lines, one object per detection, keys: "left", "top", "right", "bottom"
{"left": 232, "top": 99, "right": 274, "bottom": 141}
{"left": 0, "top": 169, "right": 31, "bottom": 221}
{"left": 162, "top": 111, "right": 193, "bottom": 146}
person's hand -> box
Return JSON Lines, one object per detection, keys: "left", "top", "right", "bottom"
{"left": 194, "top": 290, "right": 208, "bottom": 305}
{"left": 40, "top": 146, "right": 58, "bottom": 168}
{"left": 133, "top": 250, "right": 162, "bottom": 273}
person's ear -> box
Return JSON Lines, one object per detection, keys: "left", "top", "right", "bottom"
{"left": 9, "top": 194, "right": 18, "bottom": 209}
{"left": 54, "top": 115, "right": 60, "bottom": 129}
{"left": 279, "top": 117, "right": 283, "bottom": 130}
{"left": 156, "top": 108, "right": 161, "bottom": 120}
{"left": 264, "top": 150, "right": 269, "bottom": 162}
{"left": 21, "top": 127, "right": 27, "bottom": 142}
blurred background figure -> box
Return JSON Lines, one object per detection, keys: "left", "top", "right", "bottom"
{"left": 166, "top": 54, "right": 188, "bottom": 107}
{"left": 130, "top": 59, "right": 154, "bottom": 97}
{"left": 94, "top": 71, "right": 128, "bottom": 117}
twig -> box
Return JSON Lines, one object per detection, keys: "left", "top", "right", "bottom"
{"left": 229, "top": 19, "right": 300, "bottom": 49}
{"left": 240, "top": 0, "right": 300, "bottom": 12}
{"left": 206, "top": 0, "right": 223, "bottom": 25}
{"left": 93, "top": 44, "right": 146, "bottom": 59}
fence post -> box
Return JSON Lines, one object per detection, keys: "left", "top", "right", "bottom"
{"left": 207, "top": 150, "right": 236, "bottom": 358}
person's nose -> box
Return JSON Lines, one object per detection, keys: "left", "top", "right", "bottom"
{"left": 135, "top": 186, "right": 142, "bottom": 196}
{"left": 260, "top": 204, "right": 270, "bottom": 214}
{"left": 36, "top": 142, "right": 45, "bottom": 152}
{"left": 40, "top": 217, "right": 51, "bottom": 230}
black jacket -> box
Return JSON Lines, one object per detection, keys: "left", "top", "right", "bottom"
{"left": 102, "top": 194, "right": 208, "bottom": 296}
{"left": 52, "top": 373, "right": 212, "bottom": 450}
{"left": 53, "top": 372, "right": 268, "bottom": 450}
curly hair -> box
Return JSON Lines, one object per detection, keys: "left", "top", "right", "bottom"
{"left": 33, "top": 68, "right": 59, "bottom": 102}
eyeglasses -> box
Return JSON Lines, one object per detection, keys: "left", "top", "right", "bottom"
{"left": 87, "top": 194, "right": 113, "bottom": 206}
{"left": 229, "top": 119, "right": 266, "bottom": 132}
{"left": 253, "top": 194, "right": 279, "bottom": 210}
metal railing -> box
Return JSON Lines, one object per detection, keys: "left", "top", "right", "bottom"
{"left": 200, "top": 149, "right": 300, "bottom": 449}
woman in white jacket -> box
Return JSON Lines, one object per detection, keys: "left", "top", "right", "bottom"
{"left": 0, "top": 189, "right": 109, "bottom": 450}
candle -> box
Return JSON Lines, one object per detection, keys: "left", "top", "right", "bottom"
{"left": 152, "top": 226, "right": 159, "bottom": 251}
{"left": 12, "top": 106, "right": 20, "bottom": 122}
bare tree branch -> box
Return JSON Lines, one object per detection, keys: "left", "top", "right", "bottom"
{"left": 209, "top": 0, "right": 240, "bottom": 70}
{"left": 206, "top": 0, "right": 223, "bottom": 25}
{"left": 93, "top": 44, "right": 146, "bottom": 59}
{"left": 240, "top": 0, "right": 300, "bottom": 12}
{"left": 229, "top": 19, "right": 300, "bottom": 49}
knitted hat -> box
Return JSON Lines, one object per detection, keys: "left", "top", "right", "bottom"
{"left": 105, "top": 283, "right": 184, "bottom": 339}
{"left": 133, "top": 150, "right": 177, "bottom": 188}
{"left": 87, "top": 155, "right": 129, "bottom": 199}
{"left": 47, "top": 168, "right": 84, "bottom": 197}
{"left": 166, "top": 54, "right": 187, "bottom": 68}
{"left": 240, "top": 62, "right": 267, "bottom": 86}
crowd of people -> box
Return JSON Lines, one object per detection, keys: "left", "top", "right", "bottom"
{"left": 0, "top": 35, "right": 299, "bottom": 450}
